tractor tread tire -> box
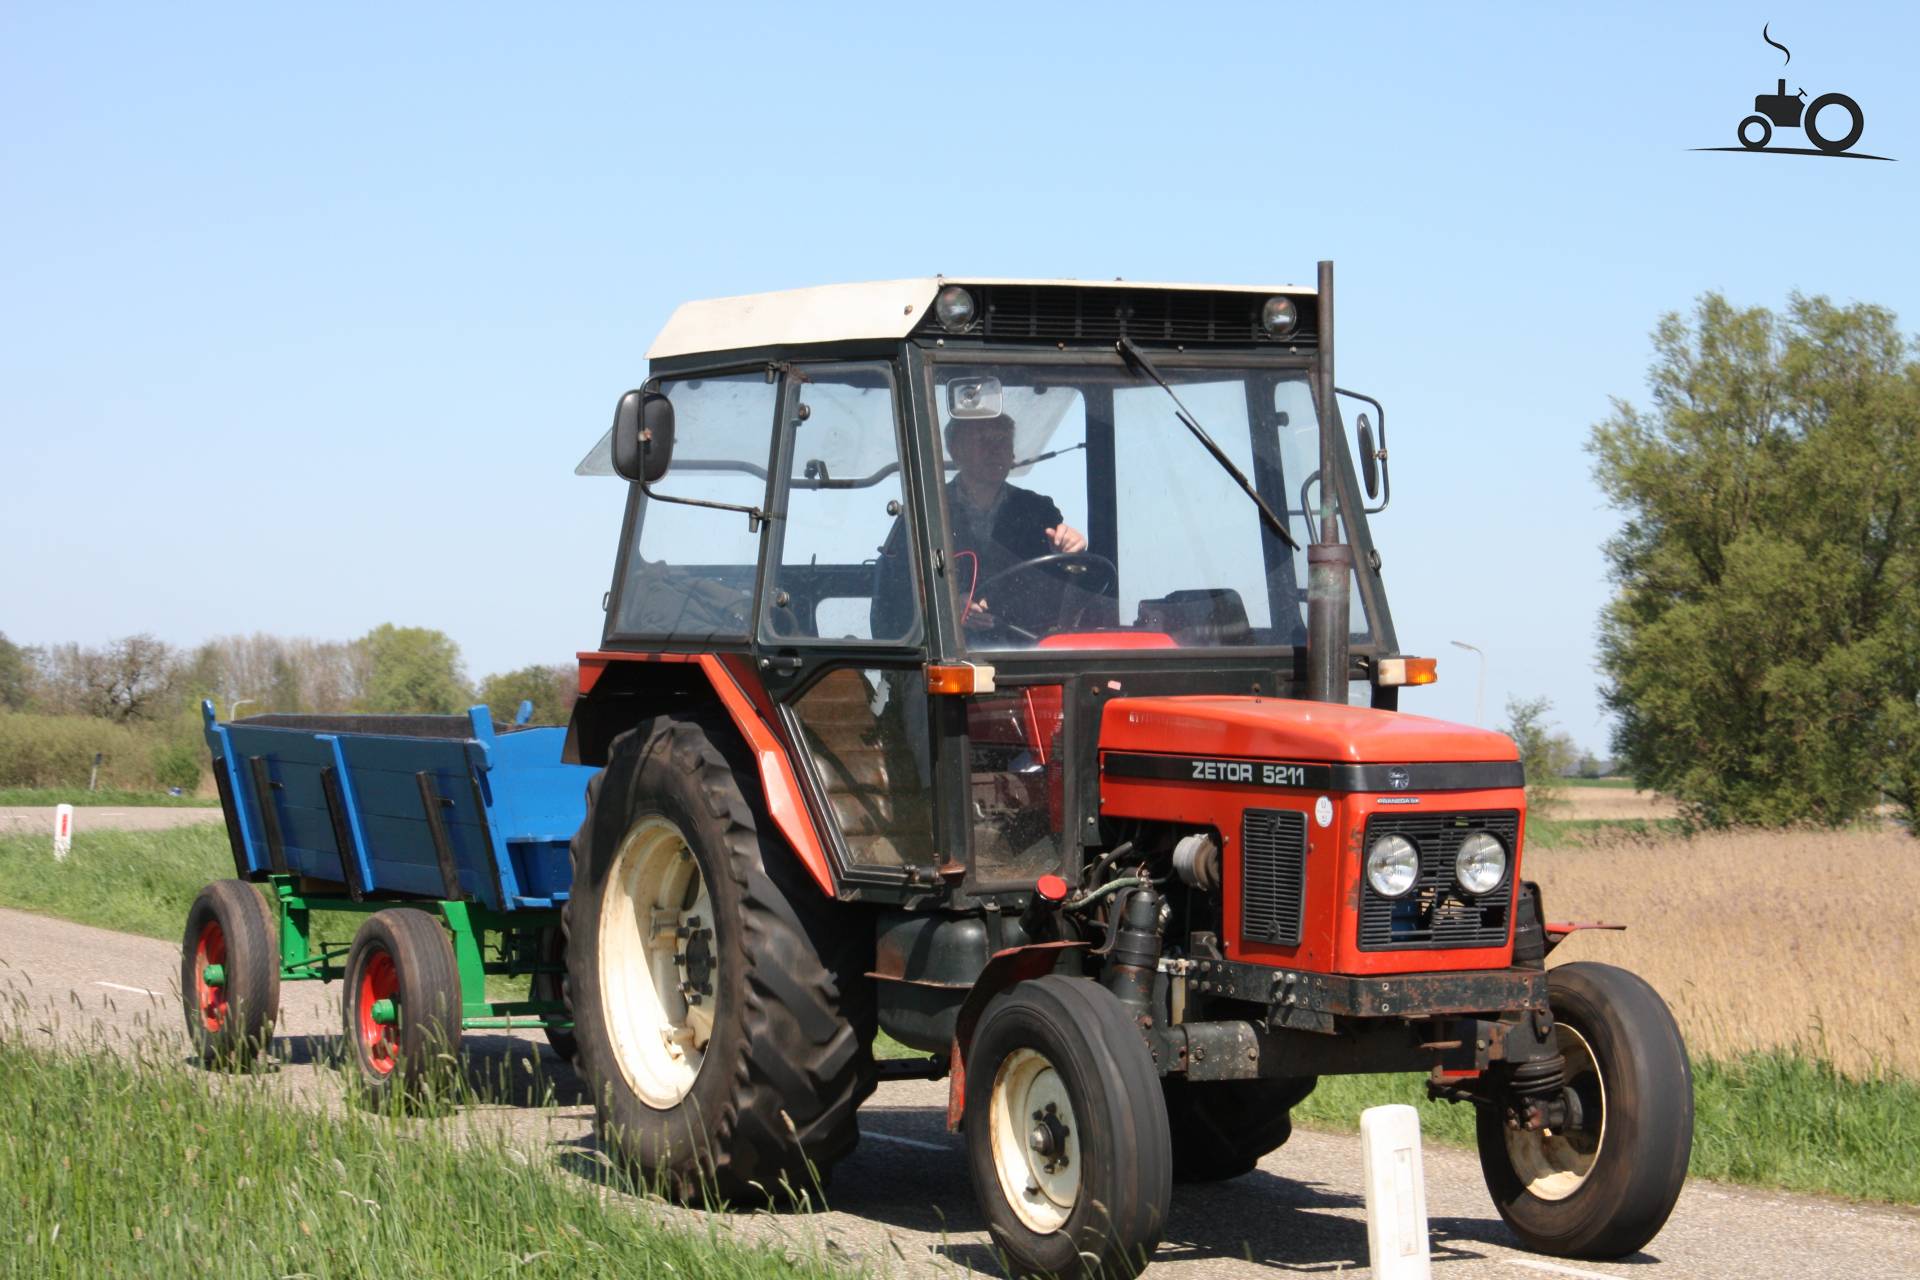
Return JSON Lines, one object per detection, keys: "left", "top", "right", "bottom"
{"left": 565, "top": 715, "right": 875, "bottom": 1203}
{"left": 1162, "top": 1075, "right": 1318, "bottom": 1182}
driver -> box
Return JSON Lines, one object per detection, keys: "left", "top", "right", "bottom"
{"left": 869, "top": 412, "right": 1087, "bottom": 639}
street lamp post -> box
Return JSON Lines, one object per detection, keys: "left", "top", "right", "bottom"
{"left": 1449, "top": 641, "right": 1486, "bottom": 727}
{"left": 229, "top": 698, "right": 255, "bottom": 722}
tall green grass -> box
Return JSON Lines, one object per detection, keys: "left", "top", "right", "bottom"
{"left": 0, "top": 711, "right": 202, "bottom": 792}
{"left": 0, "top": 825, "right": 230, "bottom": 940}
{"left": 0, "top": 786, "right": 216, "bottom": 807}
{"left": 0, "top": 1031, "right": 851, "bottom": 1280}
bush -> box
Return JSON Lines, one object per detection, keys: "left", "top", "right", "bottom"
{"left": 0, "top": 712, "right": 185, "bottom": 791}
{"left": 150, "top": 740, "right": 202, "bottom": 792}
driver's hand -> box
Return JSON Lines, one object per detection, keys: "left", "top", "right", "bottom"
{"left": 964, "top": 596, "right": 995, "bottom": 628}
{"left": 1046, "top": 523, "right": 1088, "bottom": 554}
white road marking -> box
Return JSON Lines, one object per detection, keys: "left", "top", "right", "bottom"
{"left": 865, "top": 1132, "right": 951, "bottom": 1152}
{"left": 1505, "top": 1260, "right": 1620, "bottom": 1280}
{"left": 94, "top": 981, "right": 160, "bottom": 996}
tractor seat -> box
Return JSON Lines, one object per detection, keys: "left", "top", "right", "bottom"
{"left": 1135, "top": 588, "right": 1252, "bottom": 647}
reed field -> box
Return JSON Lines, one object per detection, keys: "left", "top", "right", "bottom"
{"left": 1525, "top": 825, "right": 1920, "bottom": 1079}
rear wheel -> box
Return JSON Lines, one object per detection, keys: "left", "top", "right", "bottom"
{"left": 180, "top": 880, "right": 280, "bottom": 1067}
{"left": 1804, "top": 93, "right": 1863, "bottom": 153}
{"left": 964, "top": 975, "right": 1171, "bottom": 1279}
{"left": 565, "top": 716, "right": 874, "bottom": 1202}
{"left": 1476, "top": 962, "right": 1692, "bottom": 1259}
{"left": 1161, "top": 1075, "right": 1318, "bottom": 1181}
{"left": 341, "top": 908, "right": 463, "bottom": 1103}
{"left": 531, "top": 925, "right": 578, "bottom": 1064}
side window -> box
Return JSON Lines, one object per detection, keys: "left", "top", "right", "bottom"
{"left": 613, "top": 374, "right": 774, "bottom": 639}
{"left": 766, "top": 365, "right": 918, "bottom": 644}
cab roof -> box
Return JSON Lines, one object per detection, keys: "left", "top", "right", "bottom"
{"left": 646, "top": 277, "right": 1317, "bottom": 360}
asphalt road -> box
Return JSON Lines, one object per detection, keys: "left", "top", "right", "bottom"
{"left": 3, "top": 906, "right": 1916, "bottom": 1280}
{"left": 0, "top": 804, "right": 224, "bottom": 835}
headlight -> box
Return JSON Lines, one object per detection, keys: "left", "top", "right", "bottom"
{"left": 1366, "top": 834, "right": 1419, "bottom": 897}
{"left": 1261, "top": 295, "right": 1298, "bottom": 337}
{"left": 935, "top": 285, "right": 976, "bottom": 332}
{"left": 1455, "top": 831, "right": 1508, "bottom": 895}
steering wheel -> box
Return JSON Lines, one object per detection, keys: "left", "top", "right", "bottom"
{"left": 972, "top": 552, "right": 1120, "bottom": 639}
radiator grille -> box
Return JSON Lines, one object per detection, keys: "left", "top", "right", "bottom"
{"left": 1241, "top": 807, "right": 1308, "bottom": 946}
{"left": 1358, "top": 811, "right": 1517, "bottom": 951}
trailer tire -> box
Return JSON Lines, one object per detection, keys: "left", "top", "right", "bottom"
{"left": 1476, "top": 962, "right": 1692, "bottom": 1259}
{"left": 1160, "top": 1075, "right": 1318, "bottom": 1181}
{"left": 532, "top": 925, "right": 578, "bottom": 1064}
{"left": 181, "top": 880, "right": 280, "bottom": 1068}
{"left": 342, "top": 908, "right": 463, "bottom": 1104}
{"left": 965, "top": 975, "right": 1171, "bottom": 1279}
{"left": 565, "top": 715, "right": 874, "bottom": 1203}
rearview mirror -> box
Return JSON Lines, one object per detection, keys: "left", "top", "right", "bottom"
{"left": 1356, "top": 413, "right": 1379, "bottom": 500}
{"left": 612, "top": 389, "right": 675, "bottom": 483}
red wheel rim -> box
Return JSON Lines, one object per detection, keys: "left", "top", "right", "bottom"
{"left": 193, "top": 920, "right": 229, "bottom": 1033}
{"left": 356, "top": 949, "right": 400, "bottom": 1075}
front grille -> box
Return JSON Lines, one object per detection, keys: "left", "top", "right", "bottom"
{"left": 1358, "top": 811, "right": 1518, "bottom": 951}
{"left": 1241, "top": 807, "right": 1308, "bottom": 946}
{"left": 928, "top": 285, "right": 1320, "bottom": 347}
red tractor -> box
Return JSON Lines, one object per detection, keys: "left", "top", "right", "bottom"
{"left": 562, "top": 266, "right": 1692, "bottom": 1276}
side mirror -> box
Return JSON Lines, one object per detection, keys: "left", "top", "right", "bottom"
{"left": 612, "top": 389, "right": 675, "bottom": 483}
{"left": 1356, "top": 413, "right": 1380, "bottom": 501}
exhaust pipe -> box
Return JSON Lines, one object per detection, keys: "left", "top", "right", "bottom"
{"left": 1306, "top": 259, "right": 1352, "bottom": 705}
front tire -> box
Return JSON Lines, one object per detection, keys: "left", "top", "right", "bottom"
{"left": 964, "top": 975, "right": 1171, "bottom": 1279}
{"left": 565, "top": 716, "right": 874, "bottom": 1203}
{"left": 1476, "top": 962, "right": 1692, "bottom": 1259}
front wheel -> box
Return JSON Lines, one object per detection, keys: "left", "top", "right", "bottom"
{"left": 1737, "top": 114, "right": 1772, "bottom": 149}
{"left": 964, "top": 975, "right": 1171, "bottom": 1279}
{"left": 1476, "top": 962, "right": 1692, "bottom": 1259}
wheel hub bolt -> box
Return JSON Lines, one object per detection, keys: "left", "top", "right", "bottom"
{"left": 1027, "top": 1102, "right": 1070, "bottom": 1170}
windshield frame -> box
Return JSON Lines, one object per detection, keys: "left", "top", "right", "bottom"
{"left": 913, "top": 343, "right": 1397, "bottom": 670}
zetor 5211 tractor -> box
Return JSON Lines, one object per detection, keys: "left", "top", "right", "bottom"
{"left": 561, "top": 266, "right": 1693, "bottom": 1275}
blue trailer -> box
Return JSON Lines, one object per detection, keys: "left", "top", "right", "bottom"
{"left": 184, "top": 700, "right": 596, "bottom": 1094}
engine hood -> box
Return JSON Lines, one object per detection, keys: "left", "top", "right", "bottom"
{"left": 1099, "top": 695, "right": 1518, "bottom": 766}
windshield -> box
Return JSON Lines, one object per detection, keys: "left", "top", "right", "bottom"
{"left": 928, "top": 359, "right": 1370, "bottom": 653}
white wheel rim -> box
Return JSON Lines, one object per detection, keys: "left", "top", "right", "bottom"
{"left": 988, "top": 1046, "right": 1082, "bottom": 1233}
{"left": 598, "top": 816, "right": 717, "bottom": 1109}
{"left": 1504, "top": 1021, "right": 1607, "bottom": 1201}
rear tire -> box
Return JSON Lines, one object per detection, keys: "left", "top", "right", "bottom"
{"left": 342, "top": 908, "right": 463, "bottom": 1104}
{"left": 532, "top": 925, "right": 578, "bottom": 1064}
{"left": 180, "top": 880, "right": 280, "bottom": 1068}
{"left": 1161, "top": 1075, "right": 1318, "bottom": 1181}
{"left": 964, "top": 975, "right": 1171, "bottom": 1279}
{"left": 1476, "top": 962, "right": 1692, "bottom": 1259}
{"left": 1804, "top": 93, "right": 1863, "bottom": 153}
{"left": 565, "top": 715, "right": 875, "bottom": 1203}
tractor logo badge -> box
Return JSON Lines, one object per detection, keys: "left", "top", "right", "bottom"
{"left": 1694, "top": 25, "right": 1892, "bottom": 161}
{"left": 1387, "top": 768, "right": 1411, "bottom": 791}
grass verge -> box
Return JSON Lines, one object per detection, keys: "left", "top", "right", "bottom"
{"left": 0, "top": 786, "right": 215, "bottom": 807}
{"left": 1295, "top": 1050, "right": 1920, "bottom": 1204}
{"left": 0, "top": 1033, "right": 849, "bottom": 1280}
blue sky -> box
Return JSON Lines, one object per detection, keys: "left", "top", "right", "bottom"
{"left": 5, "top": 3, "right": 1917, "bottom": 753}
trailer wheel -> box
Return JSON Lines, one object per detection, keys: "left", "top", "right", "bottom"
{"left": 1160, "top": 1075, "right": 1318, "bottom": 1182}
{"left": 342, "top": 908, "right": 463, "bottom": 1103}
{"left": 180, "top": 880, "right": 280, "bottom": 1067}
{"left": 531, "top": 925, "right": 577, "bottom": 1064}
{"left": 1476, "top": 962, "right": 1692, "bottom": 1259}
{"left": 964, "top": 975, "right": 1171, "bottom": 1279}
{"left": 565, "top": 716, "right": 874, "bottom": 1202}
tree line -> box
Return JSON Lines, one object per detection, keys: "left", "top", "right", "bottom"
{"left": 0, "top": 625, "right": 576, "bottom": 730}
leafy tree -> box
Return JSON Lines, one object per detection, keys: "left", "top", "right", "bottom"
{"left": 357, "top": 625, "right": 471, "bottom": 714}
{"left": 0, "top": 632, "right": 31, "bottom": 711}
{"left": 477, "top": 663, "right": 578, "bottom": 726}
{"left": 1503, "top": 695, "right": 1577, "bottom": 820}
{"left": 1591, "top": 293, "right": 1920, "bottom": 829}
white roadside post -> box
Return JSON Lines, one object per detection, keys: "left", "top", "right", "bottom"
{"left": 1360, "top": 1103, "right": 1432, "bottom": 1280}
{"left": 52, "top": 803, "right": 74, "bottom": 861}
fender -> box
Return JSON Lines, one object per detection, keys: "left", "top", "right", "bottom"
{"left": 945, "top": 940, "right": 1088, "bottom": 1130}
{"left": 572, "top": 651, "right": 835, "bottom": 898}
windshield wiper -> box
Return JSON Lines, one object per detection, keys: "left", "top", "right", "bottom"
{"left": 1115, "top": 337, "right": 1301, "bottom": 551}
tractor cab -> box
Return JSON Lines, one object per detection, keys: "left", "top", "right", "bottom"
{"left": 577, "top": 273, "right": 1429, "bottom": 900}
